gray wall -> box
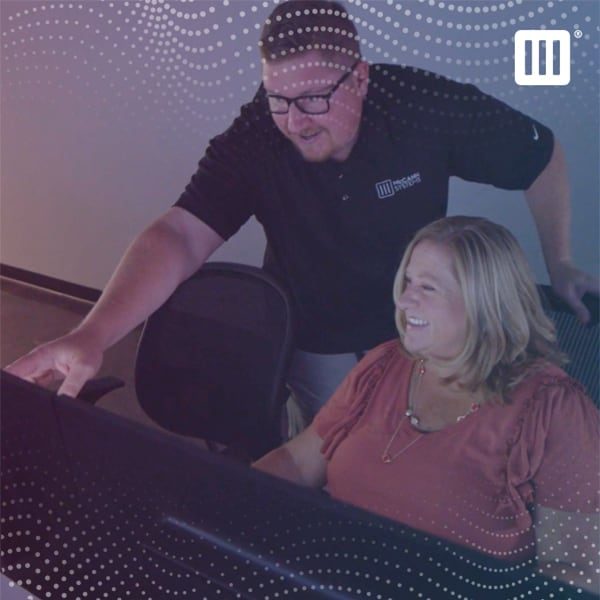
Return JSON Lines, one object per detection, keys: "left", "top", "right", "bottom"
{"left": 1, "top": 0, "right": 598, "bottom": 289}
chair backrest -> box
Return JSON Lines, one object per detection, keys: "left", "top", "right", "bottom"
{"left": 135, "top": 262, "right": 294, "bottom": 459}
{"left": 538, "top": 285, "right": 599, "bottom": 406}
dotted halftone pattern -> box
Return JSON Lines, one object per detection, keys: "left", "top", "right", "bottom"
{"left": 1, "top": 3, "right": 598, "bottom": 594}
{"left": 1, "top": 0, "right": 598, "bottom": 132}
{"left": 1, "top": 383, "right": 597, "bottom": 600}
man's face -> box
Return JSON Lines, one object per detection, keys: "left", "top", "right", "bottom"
{"left": 262, "top": 51, "right": 368, "bottom": 162}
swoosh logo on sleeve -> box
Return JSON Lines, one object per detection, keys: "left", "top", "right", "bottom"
{"left": 532, "top": 124, "right": 539, "bottom": 141}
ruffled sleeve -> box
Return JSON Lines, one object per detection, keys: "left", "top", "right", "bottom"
{"left": 507, "top": 372, "right": 600, "bottom": 513}
{"left": 313, "top": 340, "right": 400, "bottom": 460}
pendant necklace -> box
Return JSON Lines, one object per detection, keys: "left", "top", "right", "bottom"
{"left": 380, "top": 359, "right": 480, "bottom": 464}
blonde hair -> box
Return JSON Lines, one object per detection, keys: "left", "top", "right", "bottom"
{"left": 392, "top": 216, "right": 565, "bottom": 400}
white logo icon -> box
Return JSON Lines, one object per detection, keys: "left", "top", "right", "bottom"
{"left": 375, "top": 173, "right": 421, "bottom": 199}
{"left": 514, "top": 30, "right": 570, "bottom": 86}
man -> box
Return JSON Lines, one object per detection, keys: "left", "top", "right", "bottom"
{"left": 6, "top": 1, "right": 598, "bottom": 435}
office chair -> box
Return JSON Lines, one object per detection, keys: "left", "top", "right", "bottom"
{"left": 538, "top": 285, "right": 599, "bottom": 406}
{"left": 82, "top": 262, "right": 294, "bottom": 461}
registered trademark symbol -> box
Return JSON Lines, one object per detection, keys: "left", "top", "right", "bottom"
{"left": 574, "top": 30, "right": 583, "bottom": 39}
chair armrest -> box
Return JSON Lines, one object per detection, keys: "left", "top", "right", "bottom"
{"left": 78, "top": 376, "right": 125, "bottom": 405}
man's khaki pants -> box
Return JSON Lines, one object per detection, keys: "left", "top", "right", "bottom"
{"left": 285, "top": 349, "right": 368, "bottom": 439}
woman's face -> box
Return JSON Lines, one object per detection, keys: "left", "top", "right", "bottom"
{"left": 396, "top": 240, "right": 468, "bottom": 363}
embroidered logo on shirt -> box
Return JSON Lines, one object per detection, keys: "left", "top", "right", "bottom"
{"left": 375, "top": 172, "right": 422, "bottom": 199}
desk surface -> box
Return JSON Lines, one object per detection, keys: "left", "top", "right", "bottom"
{"left": 1, "top": 372, "right": 595, "bottom": 599}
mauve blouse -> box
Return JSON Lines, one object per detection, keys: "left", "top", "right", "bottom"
{"left": 313, "top": 340, "right": 599, "bottom": 561}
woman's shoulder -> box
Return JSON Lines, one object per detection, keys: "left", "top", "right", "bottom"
{"left": 361, "top": 339, "right": 409, "bottom": 369}
{"left": 510, "top": 361, "right": 597, "bottom": 418}
{"left": 365, "top": 338, "right": 402, "bottom": 358}
{"left": 344, "top": 339, "right": 412, "bottom": 389}
{"left": 513, "top": 362, "right": 585, "bottom": 397}
{"left": 498, "top": 364, "right": 598, "bottom": 475}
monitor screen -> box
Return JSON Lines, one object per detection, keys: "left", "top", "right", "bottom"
{"left": 0, "top": 372, "right": 593, "bottom": 599}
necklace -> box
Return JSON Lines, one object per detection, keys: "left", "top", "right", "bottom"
{"left": 380, "top": 359, "right": 480, "bottom": 464}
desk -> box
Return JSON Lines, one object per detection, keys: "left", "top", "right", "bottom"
{"left": 1, "top": 372, "right": 595, "bottom": 599}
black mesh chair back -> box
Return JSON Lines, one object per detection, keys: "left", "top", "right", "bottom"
{"left": 135, "top": 262, "right": 294, "bottom": 459}
{"left": 538, "top": 285, "right": 599, "bottom": 406}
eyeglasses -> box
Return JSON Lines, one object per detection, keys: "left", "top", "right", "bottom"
{"left": 266, "top": 59, "right": 361, "bottom": 115}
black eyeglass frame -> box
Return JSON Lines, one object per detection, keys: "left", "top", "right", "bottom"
{"left": 266, "top": 59, "right": 361, "bottom": 115}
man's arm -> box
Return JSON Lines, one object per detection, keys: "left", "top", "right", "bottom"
{"left": 5, "top": 207, "right": 224, "bottom": 397}
{"left": 525, "top": 139, "right": 599, "bottom": 323}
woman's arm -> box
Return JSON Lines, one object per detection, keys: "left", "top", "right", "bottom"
{"left": 252, "top": 424, "right": 327, "bottom": 488}
{"left": 534, "top": 504, "right": 599, "bottom": 593}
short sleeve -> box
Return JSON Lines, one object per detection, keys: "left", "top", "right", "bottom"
{"left": 445, "top": 83, "right": 554, "bottom": 190}
{"left": 523, "top": 378, "right": 600, "bottom": 513}
{"left": 313, "top": 340, "right": 399, "bottom": 459}
{"left": 174, "top": 86, "right": 278, "bottom": 240}
{"left": 368, "top": 66, "right": 554, "bottom": 190}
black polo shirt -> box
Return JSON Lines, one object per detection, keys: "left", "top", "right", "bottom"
{"left": 175, "top": 64, "right": 553, "bottom": 353}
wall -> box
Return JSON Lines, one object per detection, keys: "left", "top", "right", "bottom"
{"left": 1, "top": 0, "right": 598, "bottom": 289}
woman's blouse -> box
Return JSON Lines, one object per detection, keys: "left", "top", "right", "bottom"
{"left": 313, "top": 340, "right": 599, "bottom": 561}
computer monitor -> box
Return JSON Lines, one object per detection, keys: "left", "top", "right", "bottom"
{"left": 0, "top": 372, "right": 593, "bottom": 599}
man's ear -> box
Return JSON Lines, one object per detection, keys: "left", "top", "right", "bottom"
{"left": 355, "top": 60, "right": 369, "bottom": 97}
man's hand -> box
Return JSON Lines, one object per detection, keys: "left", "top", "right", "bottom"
{"left": 4, "top": 330, "right": 103, "bottom": 398}
{"left": 523, "top": 139, "right": 598, "bottom": 324}
{"left": 549, "top": 260, "right": 599, "bottom": 324}
{"left": 4, "top": 210, "right": 223, "bottom": 400}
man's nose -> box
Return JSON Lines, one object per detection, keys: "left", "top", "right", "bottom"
{"left": 286, "top": 102, "right": 311, "bottom": 133}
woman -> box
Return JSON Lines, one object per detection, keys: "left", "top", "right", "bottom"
{"left": 254, "top": 216, "right": 599, "bottom": 591}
